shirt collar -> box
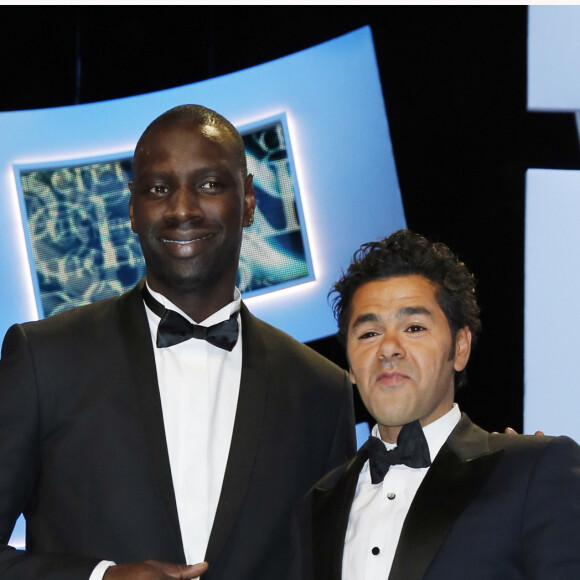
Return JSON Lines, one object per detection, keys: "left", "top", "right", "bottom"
{"left": 145, "top": 282, "right": 242, "bottom": 326}
{"left": 370, "top": 403, "right": 461, "bottom": 462}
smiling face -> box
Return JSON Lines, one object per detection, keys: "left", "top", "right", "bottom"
{"left": 346, "top": 275, "right": 471, "bottom": 442}
{"left": 129, "top": 119, "right": 255, "bottom": 311}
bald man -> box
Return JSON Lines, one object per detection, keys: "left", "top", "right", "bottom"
{"left": 0, "top": 105, "right": 355, "bottom": 579}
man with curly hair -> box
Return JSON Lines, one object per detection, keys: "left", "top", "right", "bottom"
{"left": 300, "top": 229, "right": 580, "bottom": 580}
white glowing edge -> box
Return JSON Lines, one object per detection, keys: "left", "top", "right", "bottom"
{"left": 3, "top": 164, "right": 38, "bottom": 321}
{"left": 0, "top": 27, "right": 404, "bottom": 343}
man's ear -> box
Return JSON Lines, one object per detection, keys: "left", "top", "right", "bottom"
{"left": 453, "top": 327, "right": 472, "bottom": 372}
{"left": 349, "top": 368, "right": 356, "bottom": 384}
{"left": 243, "top": 174, "right": 256, "bottom": 227}
{"left": 128, "top": 181, "right": 136, "bottom": 233}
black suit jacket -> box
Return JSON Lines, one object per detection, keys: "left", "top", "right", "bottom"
{"left": 304, "top": 414, "right": 580, "bottom": 580}
{"left": 0, "top": 280, "right": 356, "bottom": 579}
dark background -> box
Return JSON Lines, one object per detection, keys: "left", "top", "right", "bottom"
{"left": 2, "top": 6, "right": 579, "bottom": 433}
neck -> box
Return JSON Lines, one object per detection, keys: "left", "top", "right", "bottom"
{"left": 378, "top": 404, "right": 455, "bottom": 444}
{"left": 378, "top": 425, "right": 402, "bottom": 444}
{"left": 147, "top": 281, "right": 236, "bottom": 322}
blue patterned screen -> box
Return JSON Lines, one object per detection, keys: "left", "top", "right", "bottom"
{"left": 16, "top": 115, "right": 312, "bottom": 319}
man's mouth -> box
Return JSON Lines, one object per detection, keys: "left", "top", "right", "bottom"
{"left": 377, "top": 371, "right": 409, "bottom": 386}
{"left": 161, "top": 233, "right": 214, "bottom": 244}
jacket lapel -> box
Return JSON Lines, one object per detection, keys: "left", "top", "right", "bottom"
{"left": 119, "top": 280, "right": 185, "bottom": 561}
{"left": 388, "top": 414, "right": 502, "bottom": 580}
{"left": 203, "top": 304, "right": 268, "bottom": 570}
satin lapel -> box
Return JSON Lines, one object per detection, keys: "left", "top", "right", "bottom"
{"left": 388, "top": 415, "right": 502, "bottom": 580}
{"left": 204, "top": 304, "right": 268, "bottom": 569}
{"left": 118, "top": 280, "right": 185, "bottom": 561}
{"left": 312, "top": 447, "right": 370, "bottom": 580}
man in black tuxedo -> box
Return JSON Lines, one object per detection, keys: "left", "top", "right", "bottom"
{"left": 302, "top": 229, "right": 580, "bottom": 580}
{"left": 0, "top": 105, "right": 355, "bottom": 579}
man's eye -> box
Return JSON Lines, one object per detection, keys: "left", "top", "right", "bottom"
{"left": 200, "top": 181, "right": 221, "bottom": 191}
{"left": 149, "top": 185, "right": 168, "bottom": 195}
{"left": 359, "top": 331, "right": 379, "bottom": 339}
{"left": 406, "top": 325, "right": 426, "bottom": 333}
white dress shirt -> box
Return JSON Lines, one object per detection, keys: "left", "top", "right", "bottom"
{"left": 89, "top": 285, "right": 243, "bottom": 579}
{"left": 342, "top": 404, "right": 461, "bottom": 580}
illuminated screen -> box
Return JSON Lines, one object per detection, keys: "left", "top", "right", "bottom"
{"left": 15, "top": 116, "right": 312, "bottom": 318}
{"left": 0, "top": 26, "right": 404, "bottom": 345}
{"left": 1, "top": 26, "right": 404, "bottom": 549}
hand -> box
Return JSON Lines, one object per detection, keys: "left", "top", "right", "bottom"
{"left": 104, "top": 560, "right": 208, "bottom": 579}
{"left": 502, "top": 427, "right": 544, "bottom": 436}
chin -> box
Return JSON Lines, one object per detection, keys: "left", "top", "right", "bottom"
{"left": 373, "top": 406, "right": 417, "bottom": 429}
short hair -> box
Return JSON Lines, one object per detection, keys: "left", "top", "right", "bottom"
{"left": 134, "top": 104, "right": 247, "bottom": 177}
{"left": 330, "top": 229, "right": 481, "bottom": 388}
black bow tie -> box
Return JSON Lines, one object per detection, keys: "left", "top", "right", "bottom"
{"left": 366, "top": 420, "right": 431, "bottom": 484}
{"left": 141, "top": 286, "right": 239, "bottom": 351}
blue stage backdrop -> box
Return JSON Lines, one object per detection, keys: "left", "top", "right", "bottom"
{"left": 0, "top": 27, "right": 404, "bottom": 547}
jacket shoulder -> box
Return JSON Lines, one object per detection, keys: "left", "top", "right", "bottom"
{"left": 3, "top": 283, "right": 143, "bottom": 354}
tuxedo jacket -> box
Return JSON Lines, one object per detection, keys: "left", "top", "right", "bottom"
{"left": 0, "top": 280, "right": 356, "bottom": 579}
{"left": 304, "top": 414, "right": 580, "bottom": 580}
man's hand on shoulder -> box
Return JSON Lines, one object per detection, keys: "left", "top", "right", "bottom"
{"left": 104, "top": 560, "right": 208, "bottom": 579}
{"left": 499, "top": 428, "right": 544, "bottom": 436}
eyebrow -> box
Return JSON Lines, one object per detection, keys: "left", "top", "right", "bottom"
{"left": 397, "top": 306, "right": 432, "bottom": 318}
{"left": 133, "top": 170, "right": 172, "bottom": 181}
{"left": 139, "top": 164, "right": 235, "bottom": 178}
{"left": 351, "top": 312, "right": 380, "bottom": 330}
{"left": 351, "top": 306, "right": 433, "bottom": 330}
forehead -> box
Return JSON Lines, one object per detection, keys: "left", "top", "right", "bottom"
{"left": 133, "top": 120, "right": 241, "bottom": 173}
{"left": 349, "top": 275, "right": 443, "bottom": 321}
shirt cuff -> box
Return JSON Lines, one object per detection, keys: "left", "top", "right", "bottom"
{"left": 88, "top": 560, "right": 116, "bottom": 580}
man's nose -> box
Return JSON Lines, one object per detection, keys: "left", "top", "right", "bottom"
{"left": 377, "top": 332, "right": 405, "bottom": 361}
{"left": 165, "top": 186, "right": 202, "bottom": 222}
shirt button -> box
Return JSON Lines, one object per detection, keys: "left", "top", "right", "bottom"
{"left": 387, "top": 492, "right": 396, "bottom": 500}
{"left": 372, "top": 547, "right": 380, "bottom": 555}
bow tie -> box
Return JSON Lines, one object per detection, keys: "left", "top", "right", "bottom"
{"left": 141, "top": 285, "right": 239, "bottom": 351}
{"left": 366, "top": 420, "right": 431, "bottom": 484}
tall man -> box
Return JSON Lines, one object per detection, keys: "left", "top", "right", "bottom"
{"left": 0, "top": 105, "right": 355, "bottom": 579}
{"left": 304, "top": 229, "right": 580, "bottom": 579}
